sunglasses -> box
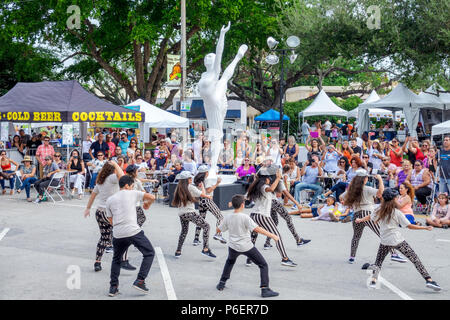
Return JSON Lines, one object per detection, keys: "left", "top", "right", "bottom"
{"left": 55, "top": 155, "right": 61, "bottom": 158}
{"left": 98, "top": 154, "right": 104, "bottom": 157}
{"left": 414, "top": 163, "right": 422, "bottom": 166}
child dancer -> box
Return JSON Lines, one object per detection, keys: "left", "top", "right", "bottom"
{"left": 356, "top": 188, "right": 442, "bottom": 292}
{"left": 426, "top": 193, "right": 450, "bottom": 228}
{"left": 172, "top": 171, "right": 216, "bottom": 258}
{"left": 106, "top": 175, "right": 156, "bottom": 296}
{"left": 216, "top": 194, "right": 279, "bottom": 298}
{"left": 312, "top": 196, "right": 338, "bottom": 221}
{"left": 247, "top": 167, "right": 297, "bottom": 267}
{"left": 342, "top": 169, "right": 406, "bottom": 264}
{"left": 193, "top": 165, "right": 227, "bottom": 245}
{"left": 263, "top": 166, "right": 311, "bottom": 249}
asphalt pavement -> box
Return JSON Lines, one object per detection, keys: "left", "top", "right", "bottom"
{"left": 0, "top": 193, "right": 449, "bottom": 300}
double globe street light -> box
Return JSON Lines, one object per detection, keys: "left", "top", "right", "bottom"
{"left": 265, "top": 35, "right": 300, "bottom": 139}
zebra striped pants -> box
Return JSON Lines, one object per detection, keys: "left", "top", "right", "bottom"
{"left": 194, "top": 198, "right": 223, "bottom": 240}
{"left": 250, "top": 213, "right": 289, "bottom": 260}
{"left": 350, "top": 210, "right": 394, "bottom": 257}
{"left": 265, "top": 199, "right": 301, "bottom": 246}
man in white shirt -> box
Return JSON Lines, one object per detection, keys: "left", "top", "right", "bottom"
{"left": 324, "top": 120, "right": 332, "bottom": 138}
{"left": 216, "top": 194, "right": 280, "bottom": 298}
{"left": 301, "top": 120, "right": 311, "bottom": 144}
{"left": 106, "top": 175, "right": 156, "bottom": 297}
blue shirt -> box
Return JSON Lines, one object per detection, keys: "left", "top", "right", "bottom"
{"left": 323, "top": 151, "right": 339, "bottom": 172}
{"left": 118, "top": 140, "right": 130, "bottom": 155}
{"left": 303, "top": 166, "right": 319, "bottom": 184}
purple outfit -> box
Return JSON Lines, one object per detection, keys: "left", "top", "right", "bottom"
{"left": 236, "top": 165, "right": 256, "bottom": 178}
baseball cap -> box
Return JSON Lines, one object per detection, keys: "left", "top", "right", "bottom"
{"left": 197, "top": 165, "right": 209, "bottom": 173}
{"left": 176, "top": 171, "right": 194, "bottom": 180}
{"left": 382, "top": 188, "right": 399, "bottom": 201}
{"left": 355, "top": 169, "right": 368, "bottom": 177}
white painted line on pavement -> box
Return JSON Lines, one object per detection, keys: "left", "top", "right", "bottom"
{"left": 436, "top": 239, "right": 450, "bottom": 243}
{"left": 0, "top": 228, "right": 10, "bottom": 241}
{"left": 379, "top": 276, "right": 413, "bottom": 300}
{"left": 155, "top": 247, "right": 177, "bottom": 300}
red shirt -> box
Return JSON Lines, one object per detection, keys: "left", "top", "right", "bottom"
{"left": 389, "top": 148, "right": 403, "bottom": 167}
{"left": 415, "top": 148, "right": 425, "bottom": 161}
{"left": 36, "top": 144, "right": 55, "bottom": 163}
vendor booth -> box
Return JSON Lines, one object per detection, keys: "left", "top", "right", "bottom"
{"left": 254, "top": 109, "right": 290, "bottom": 136}
{"left": 298, "top": 90, "right": 348, "bottom": 123}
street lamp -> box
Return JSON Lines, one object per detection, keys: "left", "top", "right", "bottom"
{"left": 265, "top": 35, "right": 300, "bottom": 139}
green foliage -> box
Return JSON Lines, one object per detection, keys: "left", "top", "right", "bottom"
{"left": 0, "top": 38, "right": 60, "bottom": 96}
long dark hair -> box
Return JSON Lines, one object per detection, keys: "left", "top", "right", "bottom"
{"left": 375, "top": 198, "right": 397, "bottom": 224}
{"left": 339, "top": 156, "right": 350, "bottom": 171}
{"left": 96, "top": 162, "right": 115, "bottom": 185}
{"left": 344, "top": 176, "right": 366, "bottom": 208}
{"left": 172, "top": 179, "right": 196, "bottom": 207}
{"left": 247, "top": 173, "right": 270, "bottom": 202}
{"left": 194, "top": 172, "right": 207, "bottom": 186}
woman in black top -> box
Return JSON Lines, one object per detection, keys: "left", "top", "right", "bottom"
{"left": 26, "top": 135, "right": 42, "bottom": 156}
{"left": 67, "top": 149, "right": 86, "bottom": 199}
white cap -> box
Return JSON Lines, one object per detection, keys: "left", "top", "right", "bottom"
{"left": 355, "top": 169, "right": 368, "bottom": 177}
{"left": 197, "top": 165, "right": 209, "bottom": 173}
{"left": 175, "top": 171, "right": 194, "bottom": 180}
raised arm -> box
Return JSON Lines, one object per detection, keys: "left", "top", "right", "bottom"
{"left": 213, "top": 22, "right": 230, "bottom": 79}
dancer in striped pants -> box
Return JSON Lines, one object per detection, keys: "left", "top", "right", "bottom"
{"left": 264, "top": 173, "right": 311, "bottom": 249}
{"left": 356, "top": 188, "right": 441, "bottom": 292}
{"left": 247, "top": 168, "right": 297, "bottom": 267}
{"left": 342, "top": 169, "right": 406, "bottom": 264}
{"left": 193, "top": 166, "right": 227, "bottom": 245}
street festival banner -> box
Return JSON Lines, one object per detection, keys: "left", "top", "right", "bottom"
{"left": 167, "top": 54, "right": 181, "bottom": 87}
{"left": 0, "top": 110, "right": 145, "bottom": 123}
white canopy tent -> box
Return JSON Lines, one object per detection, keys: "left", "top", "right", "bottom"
{"left": 126, "top": 98, "right": 189, "bottom": 142}
{"left": 358, "top": 83, "right": 445, "bottom": 137}
{"left": 431, "top": 120, "right": 450, "bottom": 136}
{"left": 348, "top": 90, "right": 405, "bottom": 119}
{"left": 298, "top": 90, "right": 348, "bottom": 122}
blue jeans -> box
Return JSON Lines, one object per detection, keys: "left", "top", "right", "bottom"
{"left": 20, "top": 177, "right": 37, "bottom": 198}
{"left": 339, "top": 212, "right": 354, "bottom": 221}
{"left": 329, "top": 182, "right": 348, "bottom": 201}
{"left": 89, "top": 172, "right": 98, "bottom": 189}
{"left": 294, "top": 182, "right": 323, "bottom": 204}
{"left": 439, "top": 178, "right": 450, "bottom": 194}
{"left": 0, "top": 170, "right": 15, "bottom": 190}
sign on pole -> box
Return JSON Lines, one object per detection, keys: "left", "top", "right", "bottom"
{"left": 180, "top": 101, "right": 191, "bottom": 112}
{"left": 1, "top": 122, "right": 8, "bottom": 141}
{"left": 167, "top": 54, "right": 181, "bottom": 87}
{"left": 62, "top": 124, "right": 73, "bottom": 145}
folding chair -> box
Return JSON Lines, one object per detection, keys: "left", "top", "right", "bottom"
{"left": 43, "top": 171, "right": 66, "bottom": 203}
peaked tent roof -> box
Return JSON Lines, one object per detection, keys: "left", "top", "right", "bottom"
{"left": 298, "top": 90, "right": 348, "bottom": 117}
{"left": 0, "top": 80, "right": 145, "bottom": 122}
{"left": 423, "top": 83, "right": 450, "bottom": 105}
{"left": 432, "top": 120, "right": 450, "bottom": 136}
{"left": 348, "top": 90, "right": 380, "bottom": 118}
{"left": 254, "top": 109, "right": 290, "bottom": 121}
{"left": 360, "top": 83, "right": 421, "bottom": 111}
{"left": 126, "top": 99, "right": 189, "bottom": 128}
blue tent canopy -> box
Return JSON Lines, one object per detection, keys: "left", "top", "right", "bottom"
{"left": 254, "top": 109, "right": 290, "bottom": 121}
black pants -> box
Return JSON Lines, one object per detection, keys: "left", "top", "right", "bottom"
{"left": 220, "top": 246, "right": 269, "bottom": 288}
{"left": 110, "top": 231, "right": 155, "bottom": 287}
{"left": 415, "top": 187, "right": 431, "bottom": 205}
{"left": 34, "top": 177, "right": 59, "bottom": 196}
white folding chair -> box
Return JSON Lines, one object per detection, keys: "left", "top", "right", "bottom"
{"left": 43, "top": 171, "right": 66, "bottom": 203}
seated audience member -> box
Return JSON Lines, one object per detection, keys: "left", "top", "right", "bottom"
{"left": 182, "top": 150, "right": 197, "bottom": 175}
{"left": 361, "top": 154, "right": 373, "bottom": 174}
{"left": 350, "top": 138, "right": 362, "bottom": 157}
{"left": 163, "top": 160, "right": 184, "bottom": 203}
{"left": 155, "top": 150, "right": 168, "bottom": 170}
{"left": 0, "top": 149, "right": 18, "bottom": 195}
{"left": 219, "top": 139, "right": 234, "bottom": 169}
{"left": 426, "top": 193, "right": 450, "bottom": 228}
{"left": 110, "top": 145, "right": 123, "bottom": 162}
{"left": 116, "top": 155, "right": 128, "bottom": 171}
{"left": 134, "top": 154, "right": 148, "bottom": 171}
{"left": 33, "top": 156, "right": 60, "bottom": 203}
{"left": 254, "top": 156, "right": 264, "bottom": 173}
{"left": 87, "top": 152, "right": 107, "bottom": 190}
{"left": 407, "top": 160, "right": 432, "bottom": 206}
{"left": 53, "top": 152, "right": 67, "bottom": 170}
{"left": 67, "top": 149, "right": 86, "bottom": 200}
{"left": 396, "top": 182, "right": 420, "bottom": 225}
{"left": 235, "top": 158, "right": 256, "bottom": 179}
{"left": 312, "top": 196, "right": 338, "bottom": 221}
{"left": 234, "top": 150, "right": 244, "bottom": 169}
{"left": 395, "top": 159, "right": 412, "bottom": 187}
{"left": 16, "top": 156, "right": 37, "bottom": 202}
{"left": 294, "top": 155, "right": 323, "bottom": 205}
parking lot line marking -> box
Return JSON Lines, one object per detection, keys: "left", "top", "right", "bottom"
{"left": 379, "top": 276, "right": 413, "bottom": 300}
{"left": 0, "top": 228, "right": 10, "bottom": 241}
{"left": 436, "top": 239, "right": 450, "bottom": 243}
{"left": 155, "top": 247, "right": 177, "bottom": 300}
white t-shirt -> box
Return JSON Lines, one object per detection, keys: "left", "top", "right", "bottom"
{"left": 342, "top": 186, "right": 378, "bottom": 212}
{"left": 93, "top": 174, "right": 119, "bottom": 208}
{"left": 177, "top": 184, "right": 202, "bottom": 216}
{"left": 106, "top": 190, "right": 145, "bottom": 239}
{"left": 371, "top": 209, "right": 411, "bottom": 246}
{"left": 253, "top": 184, "right": 274, "bottom": 217}
{"left": 324, "top": 120, "right": 332, "bottom": 131}
{"left": 135, "top": 162, "right": 148, "bottom": 170}
{"left": 219, "top": 212, "right": 259, "bottom": 252}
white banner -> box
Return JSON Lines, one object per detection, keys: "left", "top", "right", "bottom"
{"left": 62, "top": 124, "right": 73, "bottom": 145}
{"left": 1, "top": 122, "right": 8, "bottom": 141}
